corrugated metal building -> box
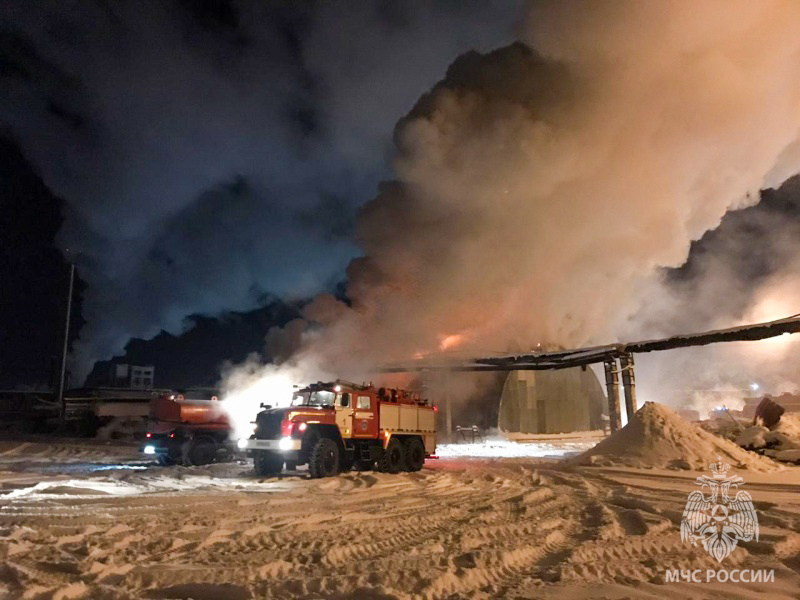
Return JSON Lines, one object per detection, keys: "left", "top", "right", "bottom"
{"left": 498, "top": 367, "right": 606, "bottom": 434}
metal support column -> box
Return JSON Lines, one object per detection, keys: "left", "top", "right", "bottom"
{"left": 443, "top": 369, "right": 453, "bottom": 439}
{"left": 620, "top": 352, "right": 637, "bottom": 422}
{"left": 603, "top": 359, "right": 622, "bottom": 433}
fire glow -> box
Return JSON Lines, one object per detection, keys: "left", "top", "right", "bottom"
{"left": 741, "top": 290, "right": 800, "bottom": 355}
{"left": 439, "top": 334, "right": 465, "bottom": 351}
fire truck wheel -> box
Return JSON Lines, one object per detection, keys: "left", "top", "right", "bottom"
{"left": 404, "top": 438, "right": 425, "bottom": 472}
{"left": 254, "top": 451, "right": 284, "bottom": 476}
{"left": 377, "top": 438, "right": 406, "bottom": 474}
{"left": 308, "top": 438, "right": 340, "bottom": 478}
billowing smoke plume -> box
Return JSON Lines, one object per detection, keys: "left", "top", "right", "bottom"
{"left": 625, "top": 175, "right": 800, "bottom": 415}
{"left": 222, "top": 0, "right": 800, "bottom": 428}
{"left": 0, "top": 0, "right": 520, "bottom": 380}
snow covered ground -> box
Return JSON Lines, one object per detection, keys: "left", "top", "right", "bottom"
{"left": 1, "top": 435, "right": 799, "bottom": 599}
{"left": 437, "top": 437, "right": 596, "bottom": 459}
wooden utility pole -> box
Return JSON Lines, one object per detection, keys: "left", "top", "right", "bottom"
{"left": 57, "top": 261, "right": 75, "bottom": 430}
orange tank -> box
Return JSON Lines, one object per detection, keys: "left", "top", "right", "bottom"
{"left": 150, "top": 394, "right": 229, "bottom": 426}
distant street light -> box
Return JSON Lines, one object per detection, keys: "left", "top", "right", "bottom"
{"left": 57, "top": 256, "right": 76, "bottom": 430}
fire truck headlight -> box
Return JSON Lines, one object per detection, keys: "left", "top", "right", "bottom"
{"left": 236, "top": 438, "right": 249, "bottom": 450}
{"left": 143, "top": 445, "right": 156, "bottom": 455}
{"left": 279, "top": 436, "right": 293, "bottom": 451}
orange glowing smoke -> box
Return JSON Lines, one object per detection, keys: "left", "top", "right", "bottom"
{"left": 741, "top": 290, "right": 800, "bottom": 356}
{"left": 439, "top": 334, "right": 465, "bottom": 351}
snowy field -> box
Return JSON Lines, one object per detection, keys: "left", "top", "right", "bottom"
{"left": 1, "top": 438, "right": 799, "bottom": 599}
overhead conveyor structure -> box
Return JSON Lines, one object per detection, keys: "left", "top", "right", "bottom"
{"left": 378, "top": 315, "right": 800, "bottom": 432}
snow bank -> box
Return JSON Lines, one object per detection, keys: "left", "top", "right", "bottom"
{"left": 572, "top": 401, "right": 778, "bottom": 471}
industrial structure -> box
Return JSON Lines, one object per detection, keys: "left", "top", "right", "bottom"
{"left": 381, "top": 315, "right": 800, "bottom": 434}
{"left": 498, "top": 368, "right": 606, "bottom": 435}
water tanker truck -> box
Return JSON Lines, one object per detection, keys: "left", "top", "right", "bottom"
{"left": 239, "top": 380, "right": 437, "bottom": 477}
{"left": 141, "top": 392, "right": 235, "bottom": 466}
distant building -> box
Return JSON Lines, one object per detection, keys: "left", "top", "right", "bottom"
{"left": 90, "top": 364, "right": 155, "bottom": 389}
{"left": 117, "top": 364, "right": 154, "bottom": 389}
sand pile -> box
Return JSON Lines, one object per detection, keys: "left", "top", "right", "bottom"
{"left": 736, "top": 412, "right": 800, "bottom": 464}
{"left": 573, "top": 402, "right": 778, "bottom": 471}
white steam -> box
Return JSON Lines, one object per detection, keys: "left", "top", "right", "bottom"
{"left": 221, "top": 353, "right": 334, "bottom": 439}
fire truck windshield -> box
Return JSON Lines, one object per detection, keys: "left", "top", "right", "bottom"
{"left": 290, "top": 390, "right": 336, "bottom": 407}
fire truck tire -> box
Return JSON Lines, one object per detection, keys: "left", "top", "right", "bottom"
{"left": 377, "top": 438, "right": 405, "bottom": 474}
{"left": 404, "top": 438, "right": 425, "bottom": 472}
{"left": 254, "top": 451, "right": 284, "bottom": 476}
{"left": 308, "top": 438, "right": 340, "bottom": 478}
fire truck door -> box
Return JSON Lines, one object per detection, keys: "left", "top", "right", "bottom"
{"left": 335, "top": 393, "right": 353, "bottom": 438}
{"left": 352, "top": 394, "right": 378, "bottom": 438}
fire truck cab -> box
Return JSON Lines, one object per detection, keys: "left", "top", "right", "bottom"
{"left": 240, "top": 380, "right": 436, "bottom": 478}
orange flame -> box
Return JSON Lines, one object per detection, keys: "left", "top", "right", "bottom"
{"left": 439, "top": 333, "right": 464, "bottom": 351}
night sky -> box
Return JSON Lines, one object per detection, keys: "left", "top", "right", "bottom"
{"left": 0, "top": 0, "right": 521, "bottom": 388}
{"left": 3, "top": 1, "right": 800, "bottom": 392}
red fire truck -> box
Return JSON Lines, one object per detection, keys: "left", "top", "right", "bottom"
{"left": 141, "top": 392, "right": 235, "bottom": 466}
{"left": 239, "top": 380, "right": 436, "bottom": 477}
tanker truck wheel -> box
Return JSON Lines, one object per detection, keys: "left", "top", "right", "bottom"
{"left": 157, "top": 455, "right": 175, "bottom": 467}
{"left": 254, "top": 451, "right": 283, "bottom": 476}
{"left": 308, "top": 438, "right": 340, "bottom": 478}
{"left": 377, "top": 438, "right": 406, "bottom": 474}
{"left": 183, "top": 437, "right": 217, "bottom": 466}
{"left": 404, "top": 438, "right": 425, "bottom": 472}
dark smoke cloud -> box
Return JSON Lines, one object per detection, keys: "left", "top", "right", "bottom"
{"left": 0, "top": 0, "right": 521, "bottom": 380}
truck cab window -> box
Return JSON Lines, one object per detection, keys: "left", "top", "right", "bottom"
{"left": 291, "top": 391, "right": 335, "bottom": 407}
{"left": 357, "top": 396, "right": 371, "bottom": 409}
